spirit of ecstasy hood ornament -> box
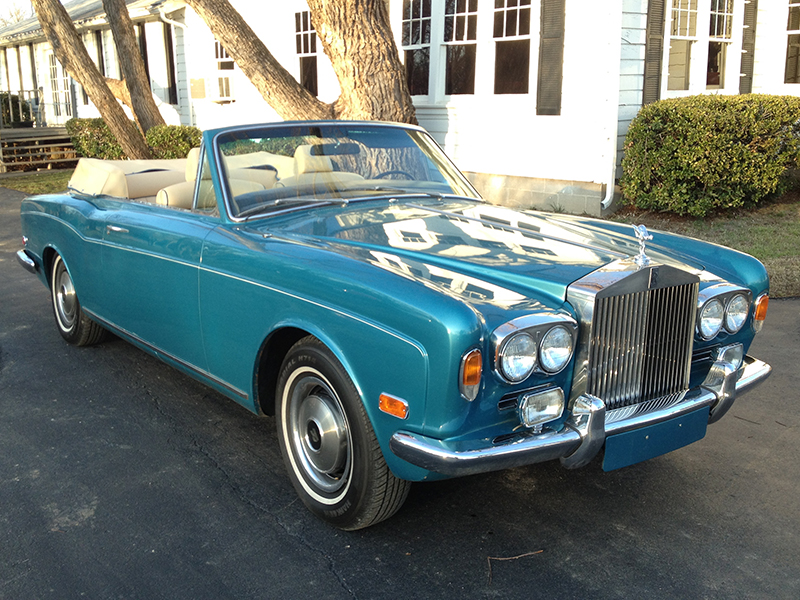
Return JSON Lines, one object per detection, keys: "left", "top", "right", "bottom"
{"left": 633, "top": 224, "right": 653, "bottom": 267}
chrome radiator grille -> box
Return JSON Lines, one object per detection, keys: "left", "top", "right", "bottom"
{"left": 585, "top": 280, "right": 698, "bottom": 410}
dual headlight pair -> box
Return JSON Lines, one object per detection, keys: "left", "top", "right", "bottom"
{"left": 492, "top": 314, "right": 578, "bottom": 384}
{"left": 697, "top": 286, "right": 752, "bottom": 341}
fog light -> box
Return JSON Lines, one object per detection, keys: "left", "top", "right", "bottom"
{"left": 518, "top": 388, "right": 564, "bottom": 429}
{"left": 715, "top": 343, "right": 744, "bottom": 371}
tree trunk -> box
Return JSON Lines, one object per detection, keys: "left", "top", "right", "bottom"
{"left": 307, "top": 0, "right": 416, "bottom": 123}
{"left": 31, "top": 0, "right": 151, "bottom": 159}
{"left": 102, "top": 0, "right": 165, "bottom": 133}
{"left": 183, "top": 0, "right": 416, "bottom": 124}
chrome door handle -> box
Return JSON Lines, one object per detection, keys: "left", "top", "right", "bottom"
{"left": 106, "top": 225, "right": 129, "bottom": 234}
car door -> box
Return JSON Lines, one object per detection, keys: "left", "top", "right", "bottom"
{"left": 99, "top": 199, "right": 216, "bottom": 371}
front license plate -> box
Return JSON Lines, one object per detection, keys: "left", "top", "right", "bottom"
{"left": 602, "top": 407, "right": 710, "bottom": 472}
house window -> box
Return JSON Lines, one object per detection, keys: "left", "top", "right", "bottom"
{"left": 444, "top": 0, "right": 478, "bottom": 95}
{"left": 402, "top": 0, "right": 431, "bottom": 95}
{"left": 667, "top": 0, "right": 698, "bottom": 91}
{"left": 786, "top": 2, "right": 800, "bottom": 83}
{"left": 707, "top": 0, "right": 733, "bottom": 88}
{"left": 494, "top": 0, "right": 532, "bottom": 94}
{"left": 295, "top": 11, "right": 318, "bottom": 96}
{"left": 135, "top": 23, "right": 150, "bottom": 81}
{"left": 163, "top": 23, "right": 178, "bottom": 105}
{"left": 215, "top": 40, "right": 234, "bottom": 100}
{"left": 95, "top": 30, "right": 106, "bottom": 76}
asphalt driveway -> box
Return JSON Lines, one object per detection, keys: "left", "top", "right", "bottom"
{"left": 1, "top": 185, "right": 798, "bottom": 599}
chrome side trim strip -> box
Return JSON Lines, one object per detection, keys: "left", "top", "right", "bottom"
{"left": 16, "top": 249, "right": 38, "bottom": 274}
{"left": 83, "top": 309, "right": 249, "bottom": 402}
{"left": 390, "top": 354, "right": 771, "bottom": 477}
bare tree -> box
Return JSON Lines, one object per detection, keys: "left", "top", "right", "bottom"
{"left": 101, "top": 0, "right": 165, "bottom": 132}
{"left": 31, "top": 0, "right": 151, "bottom": 158}
{"left": 183, "top": 0, "right": 417, "bottom": 124}
{"left": 0, "top": 1, "right": 33, "bottom": 27}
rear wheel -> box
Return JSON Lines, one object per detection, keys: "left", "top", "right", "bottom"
{"left": 50, "top": 254, "right": 106, "bottom": 346}
{"left": 276, "top": 336, "right": 410, "bottom": 530}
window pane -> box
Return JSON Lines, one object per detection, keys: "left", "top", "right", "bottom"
{"left": 707, "top": 41, "right": 726, "bottom": 87}
{"left": 300, "top": 56, "right": 318, "bottom": 96}
{"left": 520, "top": 8, "right": 530, "bottom": 35}
{"left": 667, "top": 39, "right": 692, "bottom": 90}
{"left": 446, "top": 44, "right": 476, "bottom": 94}
{"left": 406, "top": 47, "right": 430, "bottom": 95}
{"left": 506, "top": 10, "right": 517, "bottom": 36}
{"left": 468, "top": 15, "right": 478, "bottom": 40}
{"left": 494, "top": 12, "right": 504, "bottom": 37}
{"left": 495, "top": 39, "right": 530, "bottom": 94}
{"left": 422, "top": 20, "right": 431, "bottom": 44}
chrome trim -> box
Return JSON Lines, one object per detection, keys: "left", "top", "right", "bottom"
{"left": 390, "top": 354, "right": 771, "bottom": 477}
{"left": 560, "top": 395, "right": 605, "bottom": 469}
{"left": 16, "top": 249, "right": 38, "bottom": 274}
{"left": 696, "top": 283, "right": 751, "bottom": 340}
{"left": 567, "top": 260, "right": 699, "bottom": 408}
{"left": 83, "top": 309, "right": 250, "bottom": 402}
{"left": 491, "top": 313, "right": 578, "bottom": 383}
{"left": 632, "top": 224, "right": 653, "bottom": 267}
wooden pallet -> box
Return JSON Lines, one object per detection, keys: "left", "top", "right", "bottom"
{"left": 0, "top": 127, "right": 78, "bottom": 172}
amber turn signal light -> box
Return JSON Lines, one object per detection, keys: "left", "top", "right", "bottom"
{"left": 754, "top": 294, "right": 769, "bottom": 333}
{"left": 459, "top": 348, "right": 482, "bottom": 401}
{"left": 379, "top": 393, "right": 409, "bottom": 420}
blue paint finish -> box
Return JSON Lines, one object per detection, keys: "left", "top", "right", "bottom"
{"left": 602, "top": 407, "right": 710, "bottom": 472}
{"left": 17, "top": 122, "right": 770, "bottom": 486}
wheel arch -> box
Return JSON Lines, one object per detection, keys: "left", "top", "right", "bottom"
{"left": 254, "top": 326, "right": 311, "bottom": 416}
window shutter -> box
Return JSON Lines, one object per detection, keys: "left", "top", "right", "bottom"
{"left": 642, "top": 0, "right": 666, "bottom": 105}
{"left": 537, "top": 0, "right": 565, "bottom": 116}
{"left": 740, "top": 0, "right": 758, "bottom": 94}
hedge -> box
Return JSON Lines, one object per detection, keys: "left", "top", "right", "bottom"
{"left": 621, "top": 94, "right": 800, "bottom": 217}
{"left": 66, "top": 118, "right": 201, "bottom": 160}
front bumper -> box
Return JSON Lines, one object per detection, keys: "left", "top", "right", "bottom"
{"left": 390, "top": 354, "right": 771, "bottom": 477}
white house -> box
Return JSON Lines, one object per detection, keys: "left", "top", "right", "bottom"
{"left": 0, "top": 0, "right": 797, "bottom": 215}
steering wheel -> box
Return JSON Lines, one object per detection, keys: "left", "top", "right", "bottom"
{"left": 374, "top": 170, "right": 415, "bottom": 180}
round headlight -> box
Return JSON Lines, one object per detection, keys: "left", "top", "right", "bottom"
{"left": 499, "top": 333, "right": 536, "bottom": 382}
{"left": 539, "top": 325, "right": 574, "bottom": 373}
{"left": 699, "top": 298, "right": 724, "bottom": 339}
{"left": 725, "top": 294, "right": 749, "bottom": 333}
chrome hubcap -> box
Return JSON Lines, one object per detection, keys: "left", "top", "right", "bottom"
{"left": 55, "top": 264, "right": 77, "bottom": 329}
{"left": 287, "top": 372, "right": 351, "bottom": 496}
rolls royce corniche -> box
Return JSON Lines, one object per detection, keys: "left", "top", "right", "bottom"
{"left": 17, "top": 121, "right": 771, "bottom": 530}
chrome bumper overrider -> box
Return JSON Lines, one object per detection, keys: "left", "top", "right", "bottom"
{"left": 16, "top": 249, "right": 38, "bottom": 274}
{"left": 390, "top": 355, "right": 771, "bottom": 477}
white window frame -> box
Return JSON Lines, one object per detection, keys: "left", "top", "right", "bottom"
{"left": 662, "top": 0, "right": 745, "bottom": 98}
{"left": 212, "top": 40, "right": 234, "bottom": 103}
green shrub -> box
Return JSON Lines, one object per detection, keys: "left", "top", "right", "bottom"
{"left": 621, "top": 94, "right": 800, "bottom": 217}
{"left": 1, "top": 94, "right": 32, "bottom": 125}
{"left": 66, "top": 118, "right": 125, "bottom": 159}
{"left": 146, "top": 125, "right": 202, "bottom": 159}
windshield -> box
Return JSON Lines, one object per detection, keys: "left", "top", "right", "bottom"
{"left": 213, "top": 123, "right": 482, "bottom": 219}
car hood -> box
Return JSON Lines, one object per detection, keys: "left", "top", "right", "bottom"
{"left": 254, "top": 199, "right": 706, "bottom": 309}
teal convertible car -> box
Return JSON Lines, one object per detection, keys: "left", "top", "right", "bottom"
{"left": 17, "top": 121, "right": 771, "bottom": 530}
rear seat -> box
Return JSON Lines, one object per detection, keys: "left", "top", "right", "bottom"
{"left": 69, "top": 157, "right": 187, "bottom": 202}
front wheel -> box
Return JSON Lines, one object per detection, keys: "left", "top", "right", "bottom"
{"left": 50, "top": 254, "right": 106, "bottom": 346}
{"left": 276, "top": 336, "right": 410, "bottom": 530}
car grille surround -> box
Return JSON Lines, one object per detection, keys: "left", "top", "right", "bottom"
{"left": 567, "top": 262, "right": 700, "bottom": 411}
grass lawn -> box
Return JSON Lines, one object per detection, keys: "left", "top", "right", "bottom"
{"left": 2, "top": 168, "right": 797, "bottom": 297}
